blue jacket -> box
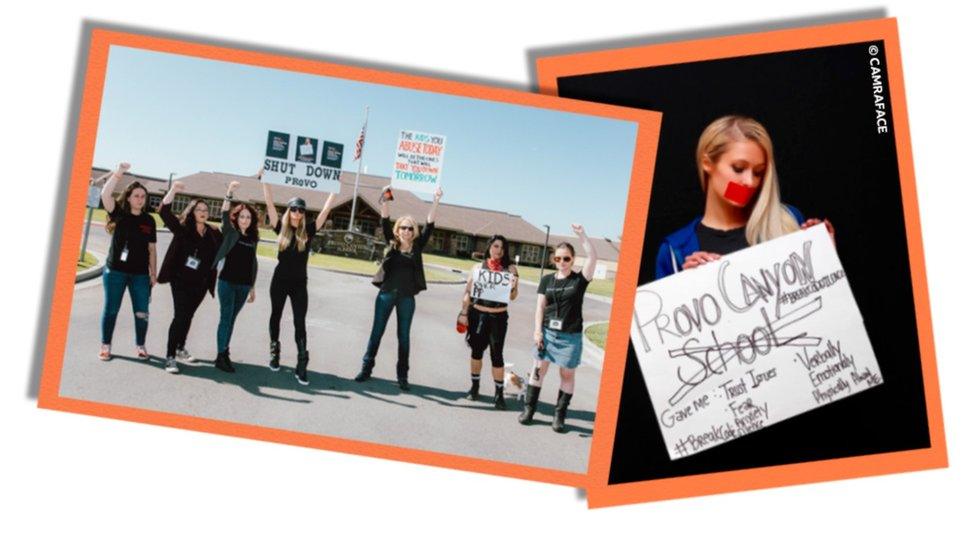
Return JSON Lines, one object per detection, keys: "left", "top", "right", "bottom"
{"left": 654, "top": 205, "right": 805, "bottom": 280}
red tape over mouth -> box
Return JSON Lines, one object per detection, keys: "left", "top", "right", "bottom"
{"left": 724, "top": 181, "right": 757, "bottom": 204}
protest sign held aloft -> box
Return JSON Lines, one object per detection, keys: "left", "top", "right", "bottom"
{"left": 391, "top": 130, "right": 446, "bottom": 195}
{"left": 630, "top": 224, "right": 882, "bottom": 460}
{"left": 470, "top": 267, "right": 514, "bottom": 305}
{"left": 262, "top": 130, "right": 343, "bottom": 192}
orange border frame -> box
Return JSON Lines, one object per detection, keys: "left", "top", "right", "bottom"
{"left": 537, "top": 17, "right": 947, "bottom": 506}
{"left": 37, "top": 29, "right": 661, "bottom": 488}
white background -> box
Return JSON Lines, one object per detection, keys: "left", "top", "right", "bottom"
{"left": 2, "top": 1, "right": 972, "bottom": 545}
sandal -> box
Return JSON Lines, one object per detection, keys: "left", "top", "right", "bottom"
{"left": 136, "top": 346, "right": 150, "bottom": 360}
{"left": 98, "top": 345, "right": 112, "bottom": 361}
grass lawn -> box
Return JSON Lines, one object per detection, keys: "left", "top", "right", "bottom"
{"left": 257, "top": 243, "right": 459, "bottom": 282}
{"left": 584, "top": 322, "right": 608, "bottom": 350}
{"left": 77, "top": 251, "right": 98, "bottom": 272}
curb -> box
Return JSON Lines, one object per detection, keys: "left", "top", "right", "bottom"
{"left": 76, "top": 250, "right": 105, "bottom": 283}
{"left": 581, "top": 320, "right": 608, "bottom": 370}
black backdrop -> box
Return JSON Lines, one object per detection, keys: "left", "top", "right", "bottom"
{"left": 555, "top": 41, "right": 931, "bottom": 484}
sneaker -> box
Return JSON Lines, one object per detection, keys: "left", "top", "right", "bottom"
{"left": 98, "top": 345, "right": 112, "bottom": 361}
{"left": 136, "top": 346, "right": 150, "bottom": 360}
{"left": 164, "top": 357, "right": 180, "bottom": 374}
{"left": 175, "top": 347, "right": 197, "bottom": 364}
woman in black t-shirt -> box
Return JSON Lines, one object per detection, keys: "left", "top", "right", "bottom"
{"left": 157, "top": 180, "right": 221, "bottom": 375}
{"left": 97, "top": 162, "right": 158, "bottom": 362}
{"left": 518, "top": 224, "right": 597, "bottom": 433}
{"left": 212, "top": 179, "right": 260, "bottom": 373}
{"left": 354, "top": 186, "right": 442, "bottom": 391}
{"left": 261, "top": 172, "right": 336, "bottom": 386}
{"left": 459, "top": 235, "right": 519, "bottom": 409}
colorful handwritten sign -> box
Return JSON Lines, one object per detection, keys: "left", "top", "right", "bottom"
{"left": 391, "top": 130, "right": 446, "bottom": 194}
{"left": 630, "top": 224, "right": 882, "bottom": 459}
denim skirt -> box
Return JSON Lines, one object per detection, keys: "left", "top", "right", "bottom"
{"left": 540, "top": 328, "right": 583, "bottom": 369}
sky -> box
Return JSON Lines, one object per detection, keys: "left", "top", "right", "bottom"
{"left": 92, "top": 46, "right": 640, "bottom": 239}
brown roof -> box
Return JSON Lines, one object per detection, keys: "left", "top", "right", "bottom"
{"left": 92, "top": 167, "right": 550, "bottom": 246}
{"left": 90, "top": 167, "right": 170, "bottom": 193}
{"left": 550, "top": 234, "right": 621, "bottom": 262}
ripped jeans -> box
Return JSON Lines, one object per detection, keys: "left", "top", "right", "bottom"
{"left": 101, "top": 267, "right": 151, "bottom": 346}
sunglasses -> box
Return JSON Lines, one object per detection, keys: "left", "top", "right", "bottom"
{"left": 553, "top": 256, "right": 573, "bottom": 263}
{"left": 399, "top": 226, "right": 415, "bottom": 232}
{"left": 290, "top": 207, "right": 305, "bottom": 213}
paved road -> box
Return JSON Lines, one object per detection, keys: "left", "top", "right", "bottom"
{"left": 61, "top": 225, "right": 610, "bottom": 473}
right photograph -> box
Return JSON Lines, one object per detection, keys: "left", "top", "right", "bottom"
{"left": 537, "top": 17, "right": 947, "bottom": 506}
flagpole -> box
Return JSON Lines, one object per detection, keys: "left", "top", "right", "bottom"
{"left": 348, "top": 106, "right": 369, "bottom": 231}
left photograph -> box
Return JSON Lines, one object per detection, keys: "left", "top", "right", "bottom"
{"left": 38, "top": 29, "right": 659, "bottom": 486}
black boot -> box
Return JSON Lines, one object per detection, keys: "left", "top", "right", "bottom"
{"left": 214, "top": 351, "right": 235, "bottom": 373}
{"left": 518, "top": 385, "right": 541, "bottom": 425}
{"left": 466, "top": 380, "right": 480, "bottom": 401}
{"left": 354, "top": 361, "right": 373, "bottom": 382}
{"left": 295, "top": 339, "right": 309, "bottom": 386}
{"left": 396, "top": 357, "right": 410, "bottom": 391}
{"left": 493, "top": 384, "right": 507, "bottom": 410}
{"left": 269, "top": 340, "right": 281, "bottom": 372}
{"left": 552, "top": 390, "right": 573, "bottom": 433}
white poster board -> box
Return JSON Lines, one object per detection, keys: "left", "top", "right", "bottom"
{"left": 630, "top": 224, "right": 882, "bottom": 460}
{"left": 262, "top": 130, "right": 343, "bottom": 192}
{"left": 391, "top": 130, "right": 446, "bottom": 195}
{"left": 470, "top": 267, "right": 513, "bottom": 304}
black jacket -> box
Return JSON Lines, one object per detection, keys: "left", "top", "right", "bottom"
{"left": 157, "top": 203, "right": 221, "bottom": 295}
{"left": 371, "top": 217, "right": 433, "bottom": 295}
{"left": 212, "top": 210, "right": 258, "bottom": 287}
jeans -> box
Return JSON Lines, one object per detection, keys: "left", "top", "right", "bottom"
{"left": 167, "top": 280, "right": 208, "bottom": 357}
{"left": 362, "top": 289, "right": 416, "bottom": 379}
{"left": 269, "top": 273, "right": 308, "bottom": 344}
{"left": 217, "top": 279, "right": 251, "bottom": 353}
{"left": 101, "top": 267, "right": 151, "bottom": 346}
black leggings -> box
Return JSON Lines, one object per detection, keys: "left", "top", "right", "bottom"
{"left": 167, "top": 280, "right": 208, "bottom": 357}
{"left": 466, "top": 308, "right": 508, "bottom": 367}
{"left": 269, "top": 274, "right": 308, "bottom": 344}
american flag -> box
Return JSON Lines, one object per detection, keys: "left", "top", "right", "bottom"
{"left": 353, "top": 124, "right": 366, "bottom": 160}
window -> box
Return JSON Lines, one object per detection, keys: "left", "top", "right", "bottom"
{"left": 431, "top": 231, "right": 446, "bottom": 251}
{"left": 451, "top": 233, "right": 470, "bottom": 253}
{"left": 520, "top": 244, "right": 541, "bottom": 265}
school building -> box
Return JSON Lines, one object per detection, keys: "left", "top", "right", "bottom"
{"left": 89, "top": 167, "right": 620, "bottom": 275}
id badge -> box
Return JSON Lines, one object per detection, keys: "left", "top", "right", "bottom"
{"left": 119, "top": 246, "right": 129, "bottom": 262}
{"left": 185, "top": 256, "right": 201, "bottom": 270}
{"left": 548, "top": 319, "right": 563, "bottom": 330}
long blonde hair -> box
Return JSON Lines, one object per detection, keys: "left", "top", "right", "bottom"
{"left": 697, "top": 115, "right": 799, "bottom": 245}
{"left": 390, "top": 215, "right": 418, "bottom": 251}
{"left": 278, "top": 214, "right": 308, "bottom": 252}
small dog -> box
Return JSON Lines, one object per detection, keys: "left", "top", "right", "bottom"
{"left": 503, "top": 363, "right": 527, "bottom": 404}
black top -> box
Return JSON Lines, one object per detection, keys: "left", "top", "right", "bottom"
{"left": 695, "top": 222, "right": 749, "bottom": 256}
{"left": 382, "top": 250, "right": 417, "bottom": 295}
{"left": 157, "top": 203, "right": 221, "bottom": 290}
{"left": 212, "top": 210, "right": 258, "bottom": 287}
{"left": 273, "top": 218, "right": 317, "bottom": 280}
{"left": 220, "top": 236, "right": 258, "bottom": 285}
{"left": 538, "top": 270, "right": 589, "bottom": 333}
{"left": 104, "top": 198, "right": 157, "bottom": 275}
{"left": 371, "top": 217, "right": 434, "bottom": 296}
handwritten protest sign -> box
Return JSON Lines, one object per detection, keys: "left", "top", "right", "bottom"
{"left": 630, "top": 224, "right": 882, "bottom": 460}
{"left": 470, "top": 267, "right": 514, "bottom": 304}
{"left": 391, "top": 130, "right": 446, "bottom": 194}
{"left": 262, "top": 130, "right": 343, "bottom": 192}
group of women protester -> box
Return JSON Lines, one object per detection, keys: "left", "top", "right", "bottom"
{"left": 95, "top": 159, "right": 599, "bottom": 432}
{"left": 94, "top": 113, "right": 832, "bottom": 435}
